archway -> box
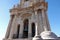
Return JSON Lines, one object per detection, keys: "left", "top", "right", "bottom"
{"left": 32, "top": 23, "right": 35, "bottom": 37}
{"left": 23, "top": 19, "right": 29, "bottom": 38}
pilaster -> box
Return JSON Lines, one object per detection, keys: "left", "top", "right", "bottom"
{"left": 33, "top": 10, "right": 42, "bottom": 40}
{"left": 42, "top": 9, "right": 48, "bottom": 31}
{"left": 19, "top": 20, "right": 24, "bottom": 38}
{"left": 28, "top": 18, "right": 32, "bottom": 38}
{"left": 5, "top": 16, "right": 13, "bottom": 39}
{"left": 45, "top": 12, "right": 51, "bottom": 31}
{"left": 8, "top": 14, "right": 17, "bottom": 39}
{"left": 35, "top": 10, "right": 39, "bottom": 36}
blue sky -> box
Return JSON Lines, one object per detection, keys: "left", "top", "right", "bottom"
{"left": 0, "top": 0, "right": 60, "bottom": 40}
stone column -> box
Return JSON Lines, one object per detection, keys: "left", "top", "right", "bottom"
{"left": 42, "top": 9, "right": 48, "bottom": 31}
{"left": 45, "top": 12, "right": 51, "bottom": 31}
{"left": 8, "top": 15, "right": 17, "bottom": 39}
{"left": 35, "top": 11, "right": 39, "bottom": 36}
{"left": 19, "top": 20, "right": 24, "bottom": 38}
{"left": 5, "top": 15, "right": 13, "bottom": 39}
{"left": 13, "top": 16, "right": 18, "bottom": 38}
{"left": 33, "top": 10, "right": 42, "bottom": 40}
{"left": 28, "top": 19, "right": 32, "bottom": 38}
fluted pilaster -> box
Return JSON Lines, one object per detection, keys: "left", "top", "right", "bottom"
{"left": 8, "top": 15, "right": 17, "bottom": 39}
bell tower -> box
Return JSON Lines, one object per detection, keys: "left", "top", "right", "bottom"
{"left": 3, "top": 0, "right": 59, "bottom": 40}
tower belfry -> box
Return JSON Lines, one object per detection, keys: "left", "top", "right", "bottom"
{"left": 3, "top": 0, "right": 59, "bottom": 40}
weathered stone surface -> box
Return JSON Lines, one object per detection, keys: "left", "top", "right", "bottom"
{"left": 40, "top": 31, "right": 58, "bottom": 39}
{"left": 3, "top": 0, "right": 59, "bottom": 40}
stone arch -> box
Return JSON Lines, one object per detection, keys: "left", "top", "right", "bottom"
{"left": 23, "top": 19, "right": 29, "bottom": 38}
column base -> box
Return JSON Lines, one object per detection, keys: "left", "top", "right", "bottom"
{"left": 33, "top": 35, "right": 42, "bottom": 40}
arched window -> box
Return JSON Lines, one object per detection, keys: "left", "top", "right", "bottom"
{"left": 23, "top": 19, "right": 29, "bottom": 38}
{"left": 32, "top": 23, "right": 35, "bottom": 37}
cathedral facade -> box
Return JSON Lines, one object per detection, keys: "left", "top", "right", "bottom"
{"left": 3, "top": 0, "right": 59, "bottom": 40}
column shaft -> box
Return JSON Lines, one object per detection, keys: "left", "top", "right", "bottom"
{"left": 9, "top": 15, "right": 17, "bottom": 39}
{"left": 28, "top": 19, "right": 32, "bottom": 38}
{"left": 42, "top": 10, "right": 48, "bottom": 31}
{"left": 32, "top": 10, "right": 42, "bottom": 40}
{"left": 45, "top": 12, "right": 51, "bottom": 31}
{"left": 35, "top": 11, "right": 39, "bottom": 36}
{"left": 5, "top": 16, "right": 13, "bottom": 38}
{"left": 19, "top": 20, "right": 23, "bottom": 38}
